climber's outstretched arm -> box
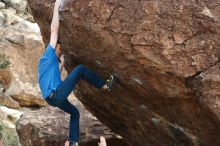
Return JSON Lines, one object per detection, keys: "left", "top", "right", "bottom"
{"left": 50, "top": 0, "right": 61, "bottom": 48}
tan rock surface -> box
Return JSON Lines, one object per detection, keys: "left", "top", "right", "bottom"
{"left": 0, "top": 69, "right": 12, "bottom": 90}
{"left": 0, "top": 92, "right": 20, "bottom": 109}
{"left": 11, "top": 93, "right": 47, "bottom": 107}
{"left": 0, "top": 4, "right": 44, "bottom": 100}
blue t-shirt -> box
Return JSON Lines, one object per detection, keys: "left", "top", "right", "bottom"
{"left": 38, "top": 44, "right": 62, "bottom": 99}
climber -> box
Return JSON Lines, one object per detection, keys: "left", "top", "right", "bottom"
{"left": 37, "top": 0, "right": 115, "bottom": 146}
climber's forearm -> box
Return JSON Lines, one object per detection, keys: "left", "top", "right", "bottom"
{"left": 51, "top": 2, "right": 60, "bottom": 32}
{"left": 50, "top": 0, "right": 60, "bottom": 48}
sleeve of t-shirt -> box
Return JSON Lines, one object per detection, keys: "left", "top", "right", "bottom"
{"left": 45, "top": 44, "right": 57, "bottom": 64}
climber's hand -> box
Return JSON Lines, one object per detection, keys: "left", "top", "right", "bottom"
{"left": 59, "top": 54, "right": 65, "bottom": 72}
{"left": 98, "top": 136, "right": 107, "bottom": 146}
{"left": 60, "top": 54, "right": 65, "bottom": 64}
{"left": 55, "top": 0, "right": 62, "bottom": 7}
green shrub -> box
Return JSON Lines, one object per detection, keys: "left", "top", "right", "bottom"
{"left": 0, "top": 121, "right": 20, "bottom": 146}
{"left": 0, "top": 54, "right": 10, "bottom": 69}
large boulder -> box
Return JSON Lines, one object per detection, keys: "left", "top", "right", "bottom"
{"left": 28, "top": 0, "right": 220, "bottom": 146}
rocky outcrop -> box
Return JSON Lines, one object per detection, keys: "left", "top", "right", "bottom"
{"left": 0, "top": 106, "right": 23, "bottom": 128}
{"left": 0, "top": 1, "right": 44, "bottom": 108}
{"left": 0, "top": 26, "right": 43, "bottom": 97}
{"left": 0, "top": 2, "right": 47, "bottom": 145}
{"left": 16, "top": 99, "right": 129, "bottom": 146}
{"left": 2, "top": 0, "right": 27, "bottom": 12}
{"left": 28, "top": 0, "right": 220, "bottom": 146}
{"left": 0, "top": 92, "right": 20, "bottom": 109}
{"left": 0, "top": 69, "right": 11, "bottom": 90}
{"left": 11, "top": 93, "right": 47, "bottom": 107}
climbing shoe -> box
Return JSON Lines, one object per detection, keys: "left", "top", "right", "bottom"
{"left": 69, "top": 141, "right": 78, "bottom": 146}
{"left": 105, "top": 74, "right": 115, "bottom": 91}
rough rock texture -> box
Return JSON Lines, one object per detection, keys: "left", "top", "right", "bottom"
{"left": 0, "top": 2, "right": 44, "bottom": 104}
{"left": 0, "top": 106, "right": 23, "bottom": 128}
{"left": 0, "top": 69, "right": 11, "bottom": 90}
{"left": 0, "top": 26, "right": 43, "bottom": 96}
{"left": 16, "top": 99, "right": 129, "bottom": 146}
{"left": 0, "top": 69, "right": 46, "bottom": 108}
{"left": 11, "top": 93, "right": 47, "bottom": 107}
{"left": 28, "top": 0, "right": 220, "bottom": 146}
{"left": 190, "top": 62, "right": 220, "bottom": 119}
{"left": 3, "top": 0, "right": 27, "bottom": 12}
{"left": 0, "top": 92, "right": 20, "bottom": 109}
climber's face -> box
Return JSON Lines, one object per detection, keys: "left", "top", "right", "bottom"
{"left": 55, "top": 43, "right": 62, "bottom": 58}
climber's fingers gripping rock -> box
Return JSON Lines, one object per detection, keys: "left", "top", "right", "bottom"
{"left": 98, "top": 136, "right": 107, "bottom": 146}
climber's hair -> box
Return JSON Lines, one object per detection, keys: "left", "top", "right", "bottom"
{"left": 57, "top": 40, "right": 62, "bottom": 45}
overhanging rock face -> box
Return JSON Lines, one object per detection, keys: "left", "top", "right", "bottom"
{"left": 28, "top": 0, "right": 220, "bottom": 145}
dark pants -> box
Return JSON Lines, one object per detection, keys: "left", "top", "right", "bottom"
{"left": 46, "top": 64, "right": 105, "bottom": 142}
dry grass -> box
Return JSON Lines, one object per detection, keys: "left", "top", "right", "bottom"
{"left": 0, "top": 54, "right": 10, "bottom": 69}
{"left": 0, "top": 121, "right": 20, "bottom": 146}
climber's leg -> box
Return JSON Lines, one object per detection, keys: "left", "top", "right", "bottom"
{"left": 47, "top": 64, "right": 115, "bottom": 107}
{"left": 73, "top": 64, "right": 115, "bottom": 91}
{"left": 69, "top": 64, "right": 106, "bottom": 88}
{"left": 52, "top": 64, "right": 106, "bottom": 104}
{"left": 58, "top": 99, "right": 80, "bottom": 143}
{"left": 68, "top": 64, "right": 115, "bottom": 91}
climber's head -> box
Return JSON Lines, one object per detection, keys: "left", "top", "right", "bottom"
{"left": 55, "top": 40, "right": 62, "bottom": 58}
